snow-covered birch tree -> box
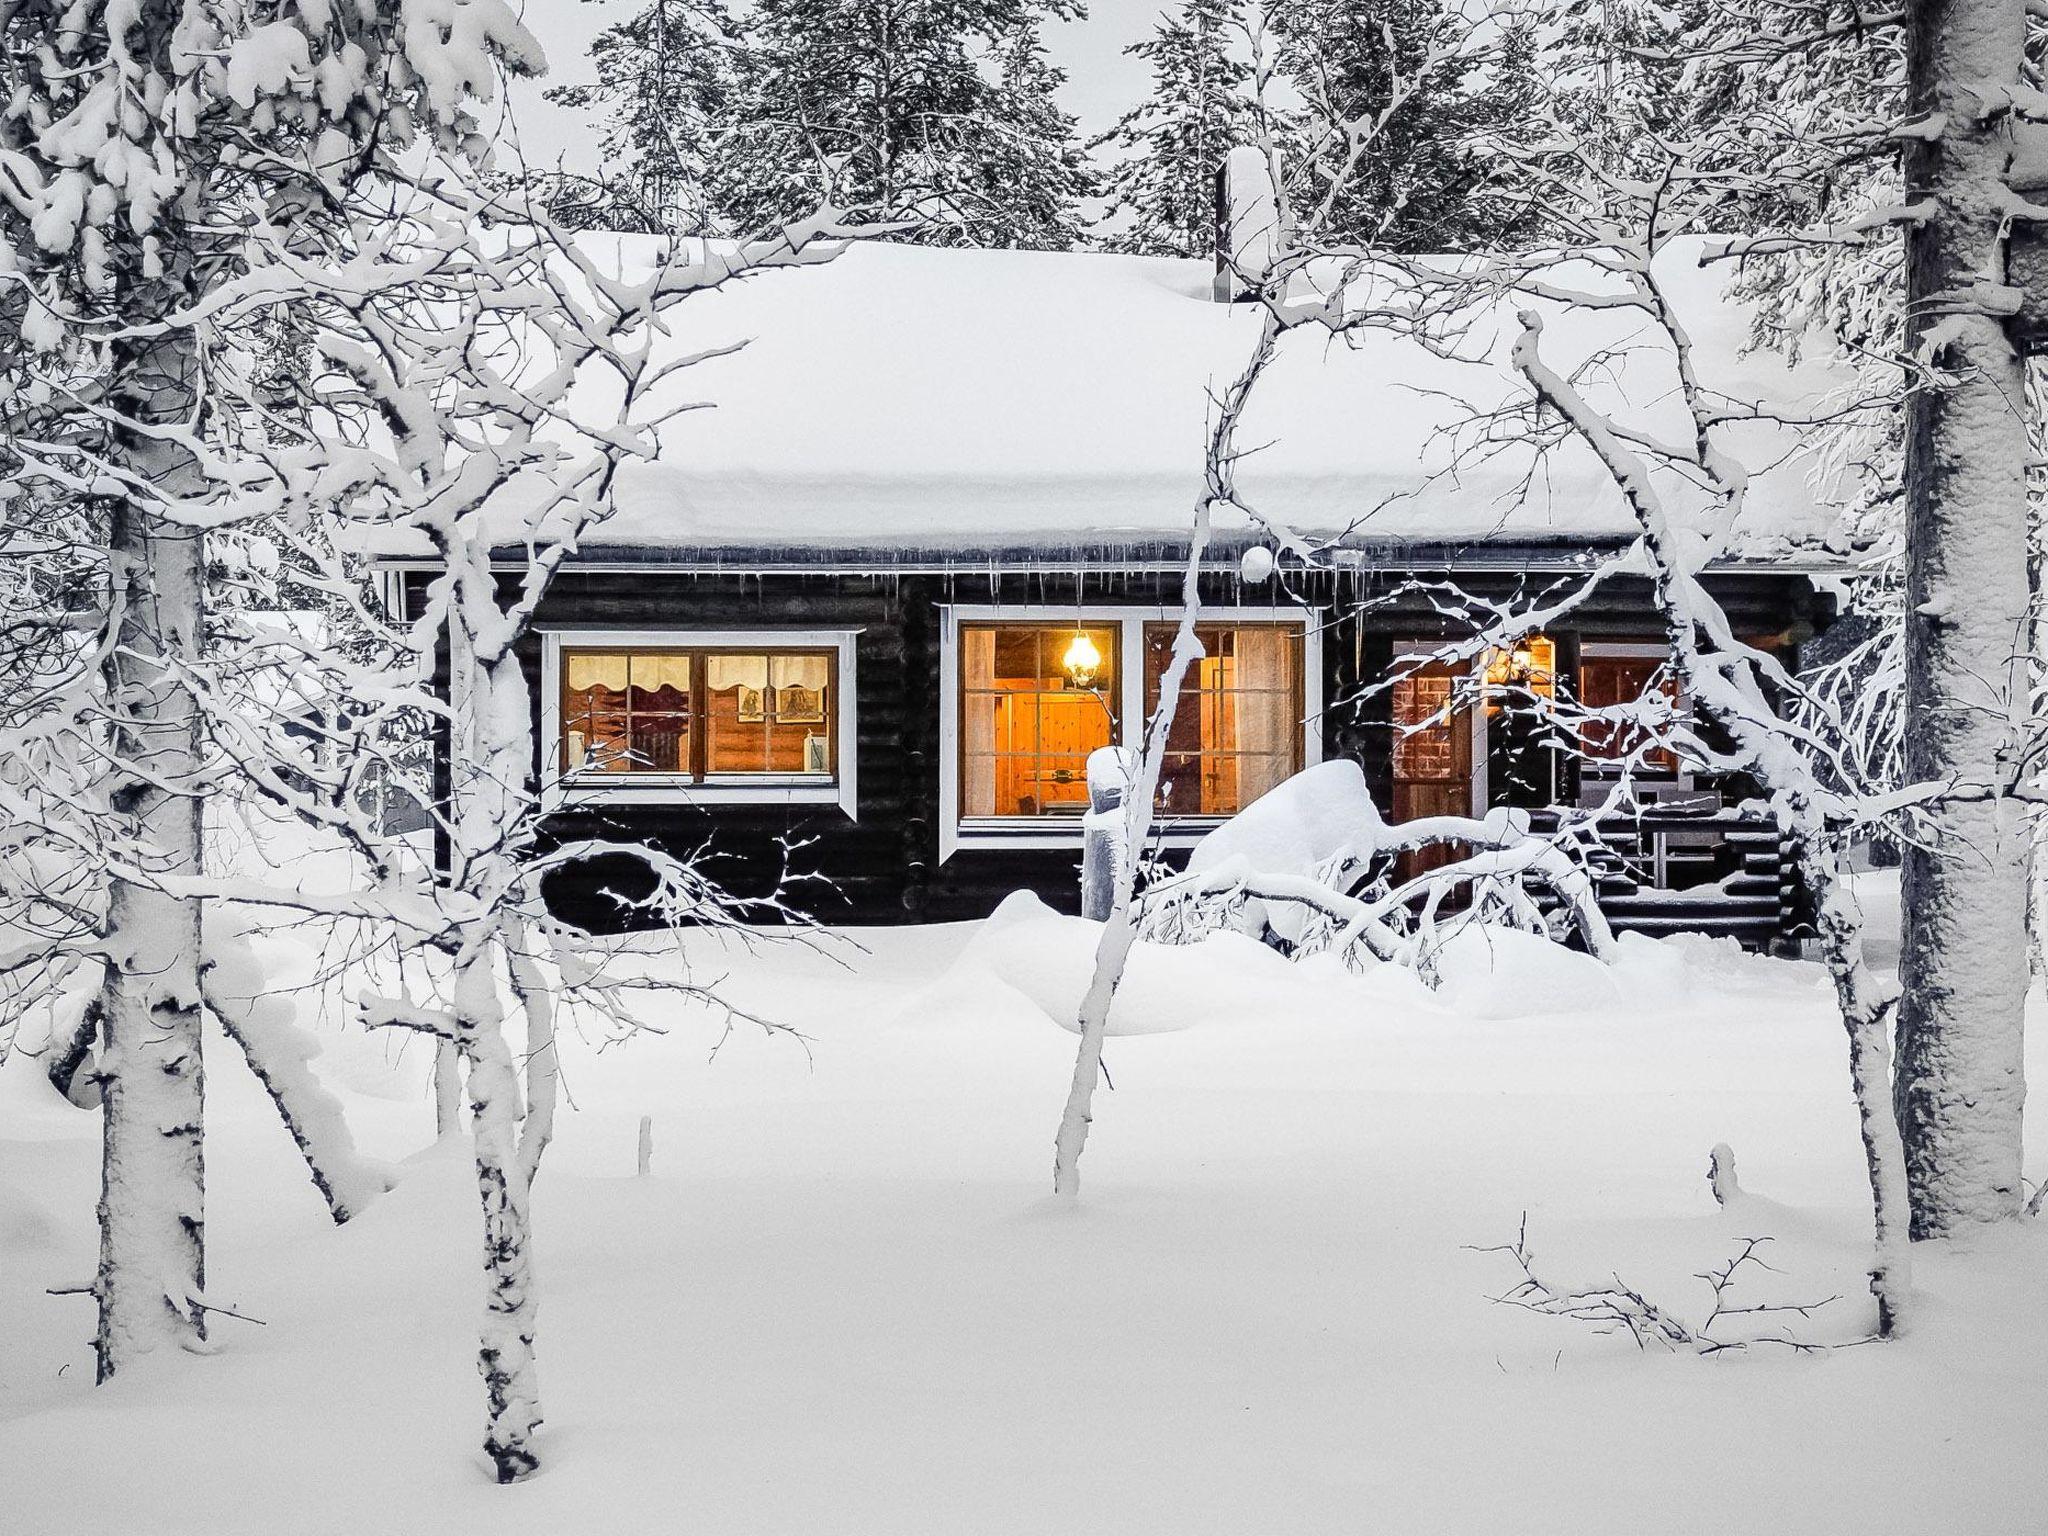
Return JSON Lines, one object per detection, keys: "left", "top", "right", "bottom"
{"left": 3, "top": 3, "right": 848, "bottom": 1474}
{"left": 1887, "top": 0, "right": 2035, "bottom": 1235}
{"left": 0, "top": 0, "right": 552, "bottom": 1380}
{"left": 1051, "top": 12, "right": 1524, "bottom": 1195}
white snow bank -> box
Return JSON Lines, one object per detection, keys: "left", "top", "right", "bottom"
{"left": 1428, "top": 922, "right": 1626, "bottom": 1019}
{"left": 958, "top": 891, "right": 1299, "bottom": 1034}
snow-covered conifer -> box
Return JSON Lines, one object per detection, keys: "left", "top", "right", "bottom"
{"left": 543, "top": 0, "right": 740, "bottom": 234}
{"left": 1274, "top": 0, "right": 1539, "bottom": 252}
{"left": 710, "top": 0, "right": 1095, "bottom": 246}
{"left": 1092, "top": 0, "right": 1260, "bottom": 257}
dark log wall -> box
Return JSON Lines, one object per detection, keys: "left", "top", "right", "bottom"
{"left": 399, "top": 561, "right": 1831, "bottom": 936}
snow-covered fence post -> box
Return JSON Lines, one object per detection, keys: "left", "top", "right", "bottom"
{"left": 1081, "top": 746, "right": 1138, "bottom": 921}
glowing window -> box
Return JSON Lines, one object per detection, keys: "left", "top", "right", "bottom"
{"left": 561, "top": 646, "right": 836, "bottom": 780}
{"left": 959, "top": 624, "right": 1119, "bottom": 819}
{"left": 1142, "top": 623, "right": 1303, "bottom": 817}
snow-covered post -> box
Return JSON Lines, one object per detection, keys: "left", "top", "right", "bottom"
{"left": 1890, "top": 0, "right": 2032, "bottom": 1236}
{"left": 1081, "top": 746, "right": 1138, "bottom": 920}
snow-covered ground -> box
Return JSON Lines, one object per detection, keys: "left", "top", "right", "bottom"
{"left": 4, "top": 882, "right": 2045, "bottom": 1534}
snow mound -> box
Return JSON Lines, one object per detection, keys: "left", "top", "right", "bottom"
{"left": 1187, "top": 759, "right": 1382, "bottom": 880}
{"left": 959, "top": 892, "right": 1296, "bottom": 1035}
{"left": 1428, "top": 922, "right": 1625, "bottom": 1019}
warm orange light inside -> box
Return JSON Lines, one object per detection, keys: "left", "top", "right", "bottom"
{"left": 1482, "top": 635, "right": 1556, "bottom": 692}
{"left": 1062, "top": 633, "right": 1103, "bottom": 687}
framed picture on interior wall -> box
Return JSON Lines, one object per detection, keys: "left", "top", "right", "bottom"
{"left": 803, "top": 734, "right": 831, "bottom": 774}
{"left": 779, "top": 684, "right": 825, "bottom": 723}
{"left": 736, "top": 686, "right": 765, "bottom": 722}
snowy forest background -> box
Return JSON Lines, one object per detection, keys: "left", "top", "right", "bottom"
{"left": 3, "top": 0, "right": 2048, "bottom": 1528}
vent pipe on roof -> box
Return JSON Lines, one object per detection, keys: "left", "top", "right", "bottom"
{"left": 1213, "top": 145, "right": 1280, "bottom": 302}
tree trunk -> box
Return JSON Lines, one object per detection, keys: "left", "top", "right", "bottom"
{"left": 94, "top": 459, "right": 208, "bottom": 1378}
{"left": 1805, "top": 846, "right": 1914, "bottom": 1336}
{"left": 456, "top": 953, "right": 542, "bottom": 1484}
{"left": 1895, "top": 0, "right": 2031, "bottom": 1236}
{"left": 1053, "top": 507, "right": 1213, "bottom": 1198}
{"left": 447, "top": 613, "right": 547, "bottom": 1479}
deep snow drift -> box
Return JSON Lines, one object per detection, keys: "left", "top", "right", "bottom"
{"left": 3, "top": 884, "right": 2045, "bottom": 1535}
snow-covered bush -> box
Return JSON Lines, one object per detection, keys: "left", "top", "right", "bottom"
{"left": 1137, "top": 761, "right": 1614, "bottom": 975}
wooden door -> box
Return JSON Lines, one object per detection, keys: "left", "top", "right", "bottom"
{"left": 1391, "top": 660, "right": 1472, "bottom": 878}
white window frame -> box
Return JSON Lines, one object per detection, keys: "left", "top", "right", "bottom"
{"left": 939, "top": 603, "right": 1322, "bottom": 861}
{"left": 538, "top": 627, "right": 859, "bottom": 818}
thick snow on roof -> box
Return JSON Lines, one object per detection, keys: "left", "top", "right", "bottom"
{"left": 480, "top": 236, "right": 1869, "bottom": 563}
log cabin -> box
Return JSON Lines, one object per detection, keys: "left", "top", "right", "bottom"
{"left": 378, "top": 216, "right": 1863, "bottom": 948}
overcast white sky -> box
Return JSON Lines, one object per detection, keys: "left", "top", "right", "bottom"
{"left": 503, "top": 0, "right": 1164, "bottom": 173}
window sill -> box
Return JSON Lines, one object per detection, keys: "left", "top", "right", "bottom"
{"left": 948, "top": 816, "right": 1227, "bottom": 854}
{"left": 549, "top": 775, "right": 851, "bottom": 815}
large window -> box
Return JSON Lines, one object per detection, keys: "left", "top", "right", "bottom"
{"left": 959, "top": 624, "right": 1119, "bottom": 818}
{"left": 950, "top": 613, "right": 1310, "bottom": 836}
{"left": 1143, "top": 623, "right": 1302, "bottom": 816}
{"left": 560, "top": 644, "right": 838, "bottom": 782}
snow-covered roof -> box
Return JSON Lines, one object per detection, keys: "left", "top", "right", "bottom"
{"left": 414, "top": 236, "right": 1873, "bottom": 568}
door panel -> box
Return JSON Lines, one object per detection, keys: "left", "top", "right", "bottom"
{"left": 1391, "top": 660, "right": 1472, "bottom": 880}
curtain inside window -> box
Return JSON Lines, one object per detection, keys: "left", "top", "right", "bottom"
{"left": 1231, "top": 627, "right": 1295, "bottom": 807}
{"left": 705, "top": 654, "right": 769, "bottom": 694}
{"left": 565, "top": 651, "right": 629, "bottom": 693}
{"left": 961, "top": 627, "right": 997, "bottom": 816}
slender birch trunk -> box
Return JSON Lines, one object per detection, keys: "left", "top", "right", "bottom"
{"left": 1513, "top": 307, "right": 1914, "bottom": 1334}
{"left": 453, "top": 945, "right": 542, "bottom": 1483}
{"left": 1894, "top": 0, "right": 2031, "bottom": 1235}
{"left": 1051, "top": 507, "right": 1210, "bottom": 1198}
{"left": 94, "top": 423, "right": 208, "bottom": 1377}
{"left": 1052, "top": 315, "right": 1282, "bottom": 1197}
{"left": 447, "top": 595, "right": 549, "bottom": 1479}
{"left": 1802, "top": 842, "right": 1915, "bottom": 1336}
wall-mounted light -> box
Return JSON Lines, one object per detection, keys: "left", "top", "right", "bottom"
{"left": 1062, "top": 632, "right": 1102, "bottom": 688}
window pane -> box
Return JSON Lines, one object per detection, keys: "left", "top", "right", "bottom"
{"left": 1143, "top": 623, "right": 1302, "bottom": 816}
{"left": 705, "top": 651, "right": 834, "bottom": 776}
{"left": 627, "top": 712, "right": 691, "bottom": 773}
{"left": 564, "top": 650, "right": 639, "bottom": 774}
{"left": 960, "top": 624, "right": 1117, "bottom": 817}
{"left": 562, "top": 644, "right": 837, "bottom": 782}
{"left": 770, "top": 653, "right": 832, "bottom": 776}
{"left": 1579, "top": 652, "right": 1679, "bottom": 771}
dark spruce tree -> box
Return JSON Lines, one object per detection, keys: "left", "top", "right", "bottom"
{"left": 1275, "top": 0, "right": 1538, "bottom": 252}
{"left": 1091, "top": 0, "right": 1260, "bottom": 257}
{"left": 709, "top": 0, "right": 1096, "bottom": 247}
{"left": 543, "top": 0, "right": 739, "bottom": 234}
